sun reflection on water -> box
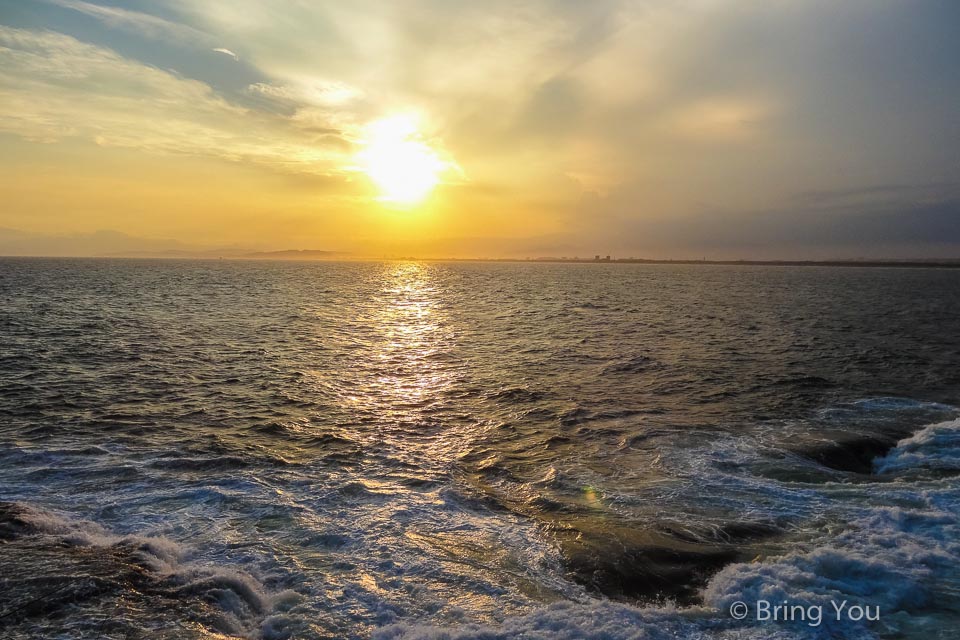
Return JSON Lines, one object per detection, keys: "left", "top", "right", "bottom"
{"left": 314, "top": 261, "right": 470, "bottom": 467}
{"left": 372, "top": 262, "right": 453, "bottom": 407}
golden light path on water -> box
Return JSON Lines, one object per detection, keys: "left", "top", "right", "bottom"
{"left": 373, "top": 262, "right": 451, "bottom": 409}
{"left": 318, "top": 261, "right": 480, "bottom": 471}
{"left": 294, "top": 261, "right": 567, "bottom": 623}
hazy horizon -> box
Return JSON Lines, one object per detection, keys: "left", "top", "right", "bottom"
{"left": 3, "top": 226, "right": 960, "bottom": 262}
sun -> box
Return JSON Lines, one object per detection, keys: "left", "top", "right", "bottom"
{"left": 358, "top": 114, "right": 447, "bottom": 205}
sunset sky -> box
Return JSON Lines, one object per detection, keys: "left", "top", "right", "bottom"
{"left": 1, "top": 0, "right": 958, "bottom": 259}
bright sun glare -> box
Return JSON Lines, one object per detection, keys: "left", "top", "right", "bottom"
{"left": 359, "top": 115, "right": 446, "bottom": 205}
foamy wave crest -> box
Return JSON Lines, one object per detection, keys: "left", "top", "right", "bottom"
{"left": 0, "top": 502, "right": 297, "bottom": 638}
{"left": 874, "top": 418, "right": 960, "bottom": 475}
{"left": 705, "top": 501, "right": 960, "bottom": 638}
{"left": 374, "top": 600, "right": 796, "bottom": 640}
{"left": 378, "top": 414, "right": 960, "bottom": 640}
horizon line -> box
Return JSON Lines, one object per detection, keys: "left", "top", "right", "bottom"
{"left": 2, "top": 254, "right": 960, "bottom": 268}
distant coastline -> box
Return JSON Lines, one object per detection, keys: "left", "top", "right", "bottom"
{"left": 1, "top": 254, "right": 959, "bottom": 268}
{"left": 421, "top": 257, "right": 960, "bottom": 268}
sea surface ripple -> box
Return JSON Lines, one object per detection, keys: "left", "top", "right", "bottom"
{"left": 1, "top": 258, "right": 959, "bottom": 639}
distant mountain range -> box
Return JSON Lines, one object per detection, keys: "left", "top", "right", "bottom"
{"left": 97, "top": 248, "right": 348, "bottom": 260}
{"left": 242, "top": 249, "right": 345, "bottom": 260}
{"left": 0, "top": 227, "right": 349, "bottom": 260}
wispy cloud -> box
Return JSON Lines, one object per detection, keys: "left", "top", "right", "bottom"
{"left": 45, "top": 0, "right": 211, "bottom": 45}
{"left": 248, "top": 80, "right": 360, "bottom": 107}
{"left": 211, "top": 47, "right": 238, "bottom": 60}
{"left": 0, "top": 27, "right": 354, "bottom": 180}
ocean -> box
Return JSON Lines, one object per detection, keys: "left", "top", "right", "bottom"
{"left": 1, "top": 258, "right": 959, "bottom": 639}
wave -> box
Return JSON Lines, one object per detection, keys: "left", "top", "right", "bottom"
{"left": 484, "top": 386, "right": 549, "bottom": 403}
{"left": 601, "top": 354, "right": 660, "bottom": 375}
{"left": 0, "top": 502, "right": 296, "bottom": 639}
{"left": 874, "top": 418, "right": 960, "bottom": 476}
{"left": 378, "top": 410, "right": 960, "bottom": 640}
{"left": 374, "top": 600, "right": 794, "bottom": 640}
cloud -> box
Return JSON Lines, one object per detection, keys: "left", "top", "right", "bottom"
{"left": 3, "top": 1, "right": 959, "bottom": 257}
{"left": 0, "top": 26, "right": 354, "bottom": 180}
{"left": 661, "top": 95, "right": 775, "bottom": 142}
{"left": 211, "top": 47, "right": 238, "bottom": 60}
{"left": 247, "top": 80, "right": 361, "bottom": 107}
{"left": 570, "top": 182, "right": 960, "bottom": 259}
{"left": 44, "top": 0, "right": 211, "bottom": 45}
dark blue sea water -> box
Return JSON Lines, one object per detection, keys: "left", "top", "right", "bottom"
{"left": 1, "top": 258, "right": 959, "bottom": 639}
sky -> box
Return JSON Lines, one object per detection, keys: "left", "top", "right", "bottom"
{"left": 0, "top": 0, "right": 958, "bottom": 259}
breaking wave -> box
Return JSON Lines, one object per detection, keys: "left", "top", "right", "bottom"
{"left": 380, "top": 411, "right": 960, "bottom": 640}
{"left": 0, "top": 502, "right": 294, "bottom": 639}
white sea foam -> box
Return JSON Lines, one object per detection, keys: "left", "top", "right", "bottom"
{"left": 5, "top": 401, "right": 958, "bottom": 639}
{"left": 4, "top": 501, "right": 285, "bottom": 636}
{"left": 705, "top": 500, "right": 960, "bottom": 638}
{"left": 874, "top": 418, "right": 960, "bottom": 475}
{"left": 374, "top": 600, "right": 798, "bottom": 640}
{"left": 377, "top": 412, "right": 960, "bottom": 640}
